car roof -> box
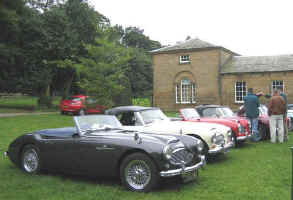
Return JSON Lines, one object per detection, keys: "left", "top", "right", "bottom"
{"left": 106, "top": 106, "right": 159, "bottom": 115}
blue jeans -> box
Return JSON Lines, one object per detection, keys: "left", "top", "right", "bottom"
{"left": 248, "top": 117, "right": 260, "bottom": 142}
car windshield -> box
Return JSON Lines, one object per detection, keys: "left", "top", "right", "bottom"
{"left": 74, "top": 115, "right": 122, "bottom": 135}
{"left": 180, "top": 108, "right": 200, "bottom": 119}
{"left": 67, "top": 96, "right": 82, "bottom": 101}
{"left": 219, "top": 107, "right": 234, "bottom": 117}
{"left": 140, "top": 109, "right": 169, "bottom": 124}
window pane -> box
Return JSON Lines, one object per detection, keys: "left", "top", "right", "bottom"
{"left": 235, "top": 81, "right": 246, "bottom": 103}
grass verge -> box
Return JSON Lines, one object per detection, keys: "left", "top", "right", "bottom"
{"left": 0, "top": 114, "right": 292, "bottom": 200}
{"left": 0, "top": 96, "right": 60, "bottom": 113}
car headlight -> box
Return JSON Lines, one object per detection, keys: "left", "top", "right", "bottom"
{"left": 196, "top": 139, "right": 204, "bottom": 153}
{"left": 211, "top": 133, "right": 217, "bottom": 144}
{"left": 163, "top": 145, "right": 173, "bottom": 160}
{"left": 211, "top": 134, "right": 224, "bottom": 145}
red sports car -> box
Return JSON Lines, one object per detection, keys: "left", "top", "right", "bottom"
{"left": 179, "top": 108, "right": 250, "bottom": 146}
{"left": 60, "top": 95, "right": 106, "bottom": 115}
{"left": 237, "top": 104, "right": 290, "bottom": 140}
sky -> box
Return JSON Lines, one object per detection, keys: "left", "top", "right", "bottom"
{"left": 88, "top": 0, "right": 293, "bottom": 56}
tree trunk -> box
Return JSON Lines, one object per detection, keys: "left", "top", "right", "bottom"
{"left": 63, "top": 72, "right": 74, "bottom": 99}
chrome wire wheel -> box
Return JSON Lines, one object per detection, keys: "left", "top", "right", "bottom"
{"left": 124, "top": 160, "right": 151, "bottom": 190}
{"left": 23, "top": 148, "right": 39, "bottom": 173}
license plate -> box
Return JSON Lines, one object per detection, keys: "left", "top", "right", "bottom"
{"left": 182, "top": 170, "right": 198, "bottom": 183}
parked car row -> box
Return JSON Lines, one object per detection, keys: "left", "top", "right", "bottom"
{"left": 4, "top": 100, "right": 284, "bottom": 192}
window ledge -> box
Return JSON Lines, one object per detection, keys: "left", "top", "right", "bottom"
{"left": 179, "top": 61, "right": 191, "bottom": 65}
{"left": 176, "top": 102, "right": 196, "bottom": 104}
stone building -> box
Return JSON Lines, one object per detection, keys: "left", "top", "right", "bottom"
{"left": 151, "top": 38, "right": 293, "bottom": 111}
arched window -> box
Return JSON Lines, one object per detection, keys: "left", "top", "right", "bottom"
{"left": 175, "top": 78, "right": 196, "bottom": 104}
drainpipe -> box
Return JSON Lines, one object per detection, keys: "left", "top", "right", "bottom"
{"left": 218, "top": 50, "right": 223, "bottom": 105}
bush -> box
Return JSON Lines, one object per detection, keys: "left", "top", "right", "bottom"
{"left": 132, "top": 98, "right": 151, "bottom": 107}
{"left": 38, "top": 96, "right": 53, "bottom": 108}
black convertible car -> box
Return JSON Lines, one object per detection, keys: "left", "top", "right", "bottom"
{"left": 4, "top": 115, "right": 205, "bottom": 192}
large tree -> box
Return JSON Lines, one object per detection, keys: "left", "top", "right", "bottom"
{"left": 76, "top": 36, "right": 132, "bottom": 106}
{"left": 121, "top": 26, "right": 161, "bottom": 97}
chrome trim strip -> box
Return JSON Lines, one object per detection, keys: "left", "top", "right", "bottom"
{"left": 208, "top": 141, "right": 234, "bottom": 154}
{"left": 160, "top": 155, "right": 206, "bottom": 177}
{"left": 224, "top": 142, "right": 234, "bottom": 151}
{"left": 208, "top": 146, "right": 224, "bottom": 154}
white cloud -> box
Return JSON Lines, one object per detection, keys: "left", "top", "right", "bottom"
{"left": 89, "top": 0, "right": 293, "bottom": 56}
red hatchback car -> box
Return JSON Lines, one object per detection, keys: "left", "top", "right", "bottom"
{"left": 60, "top": 95, "right": 106, "bottom": 115}
{"left": 180, "top": 108, "right": 250, "bottom": 146}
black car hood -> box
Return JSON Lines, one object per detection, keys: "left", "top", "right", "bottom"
{"left": 86, "top": 129, "right": 181, "bottom": 145}
{"left": 34, "top": 127, "right": 195, "bottom": 148}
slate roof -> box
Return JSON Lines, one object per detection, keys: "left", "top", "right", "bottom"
{"left": 150, "top": 38, "right": 239, "bottom": 55}
{"left": 150, "top": 38, "right": 219, "bottom": 53}
{"left": 221, "top": 54, "right": 293, "bottom": 74}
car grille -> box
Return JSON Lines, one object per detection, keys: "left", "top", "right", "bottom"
{"left": 169, "top": 148, "right": 194, "bottom": 166}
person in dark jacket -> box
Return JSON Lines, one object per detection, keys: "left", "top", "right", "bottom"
{"left": 244, "top": 88, "right": 261, "bottom": 142}
{"left": 268, "top": 89, "right": 286, "bottom": 143}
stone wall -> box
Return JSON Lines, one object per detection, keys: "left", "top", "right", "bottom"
{"left": 221, "top": 71, "right": 293, "bottom": 110}
{"left": 153, "top": 49, "right": 221, "bottom": 111}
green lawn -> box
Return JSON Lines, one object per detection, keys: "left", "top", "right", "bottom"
{"left": 0, "top": 114, "right": 292, "bottom": 200}
{"left": 0, "top": 96, "right": 61, "bottom": 113}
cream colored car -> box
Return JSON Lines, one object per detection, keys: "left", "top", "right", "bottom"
{"left": 106, "top": 106, "right": 235, "bottom": 156}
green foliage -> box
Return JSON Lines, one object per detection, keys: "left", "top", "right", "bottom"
{"left": 0, "top": 0, "right": 162, "bottom": 108}
{"left": 38, "top": 95, "right": 53, "bottom": 108}
{"left": 76, "top": 37, "right": 132, "bottom": 107}
{"left": 132, "top": 98, "right": 151, "bottom": 107}
{"left": 121, "top": 27, "right": 161, "bottom": 97}
{"left": 122, "top": 26, "right": 161, "bottom": 51}
{"left": 0, "top": 95, "right": 60, "bottom": 111}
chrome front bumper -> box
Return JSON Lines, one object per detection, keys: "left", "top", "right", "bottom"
{"left": 237, "top": 136, "right": 248, "bottom": 141}
{"left": 160, "top": 155, "right": 206, "bottom": 177}
{"left": 208, "top": 141, "right": 234, "bottom": 154}
{"left": 237, "top": 132, "right": 252, "bottom": 141}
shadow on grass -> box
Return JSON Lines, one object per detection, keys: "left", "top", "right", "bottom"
{"left": 40, "top": 168, "right": 200, "bottom": 192}
{"left": 206, "top": 153, "right": 230, "bottom": 165}
{"left": 41, "top": 170, "right": 195, "bottom": 192}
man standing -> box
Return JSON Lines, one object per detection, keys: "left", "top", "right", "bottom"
{"left": 278, "top": 86, "right": 288, "bottom": 141}
{"left": 268, "top": 89, "right": 286, "bottom": 143}
{"left": 244, "top": 88, "right": 261, "bottom": 142}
